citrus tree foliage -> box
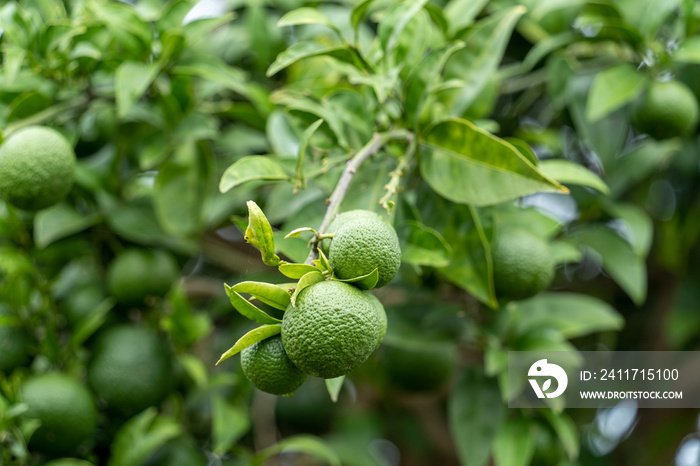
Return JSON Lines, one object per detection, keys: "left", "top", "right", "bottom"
{"left": 1, "top": 0, "right": 699, "bottom": 465}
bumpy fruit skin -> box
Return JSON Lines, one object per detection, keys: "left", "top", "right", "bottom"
{"left": 282, "top": 280, "right": 384, "bottom": 378}
{"left": 632, "top": 80, "right": 699, "bottom": 139}
{"left": 0, "top": 306, "right": 32, "bottom": 373}
{"left": 87, "top": 325, "right": 172, "bottom": 416}
{"left": 320, "top": 210, "right": 384, "bottom": 256}
{"left": 241, "top": 335, "right": 307, "bottom": 396}
{"left": 0, "top": 126, "right": 76, "bottom": 210}
{"left": 382, "top": 340, "right": 457, "bottom": 392}
{"left": 107, "top": 249, "right": 178, "bottom": 306}
{"left": 492, "top": 228, "right": 554, "bottom": 301}
{"left": 21, "top": 373, "right": 97, "bottom": 456}
{"left": 329, "top": 217, "right": 401, "bottom": 289}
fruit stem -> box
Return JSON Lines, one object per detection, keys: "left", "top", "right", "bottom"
{"left": 305, "top": 128, "right": 413, "bottom": 264}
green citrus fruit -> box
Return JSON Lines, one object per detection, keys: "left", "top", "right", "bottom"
{"left": 87, "top": 325, "right": 172, "bottom": 416}
{"left": 329, "top": 216, "right": 401, "bottom": 289}
{"left": 382, "top": 339, "right": 457, "bottom": 392}
{"left": 320, "top": 210, "right": 384, "bottom": 256}
{"left": 0, "top": 126, "right": 76, "bottom": 210}
{"left": 241, "top": 334, "right": 307, "bottom": 396}
{"left": 282, "top": 280, "right": 384, "bottom": 378}
{"left": 632, "top": 79, "right": 699, "bottom": 139}
{"left": 107, "top": 248, "right": 178, "bottom": 307}
{"left": 62, "top": 283, "right": 105, "bottom": 326}
{"left": 21, "top": 372, "right": 97, "bottom": 455}
{"left": 492, "top": 228, "right": 554, "bottom": 301}
{"left": 0, "top": 306, "right": 32, "bottom": 374}
{"left": 367, "top": 292, "right": 387, "bottom": 349}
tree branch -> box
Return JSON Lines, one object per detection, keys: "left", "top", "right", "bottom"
{"left": 304, "top": 128, "right": 412, "bottom": 264}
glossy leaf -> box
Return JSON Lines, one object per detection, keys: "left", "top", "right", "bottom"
{"left": 350, "top": 0, "right": 374, "bottom": 32}
{"left": 538, "top": 159, "right": 610, "bottom": 195}
{"left": 573, "top": 226, "right": 647, "bottom": 305}
{"left": 492, "top": 418, "right": 534, "bottom": 466}
{"left": 515, "top": 292, "right": 624, "bottom": 338}
{"left": 277, "top": 7, "right": 340, "bottom": 34}
{"left": 444, "top": 0, "right": 490, "bottom": 36}
{"left": 251, "top": 434, "right": 341, "bottom": 466}
{"left": 296, "top": 119, "right": 324, "bottom": 187}
{"left": 605, "top": 203, "right": 653, "bottom": 258}
{"left": 543, "top": 410, "right": 579, "bottom": 460}
{"left": 284, "top": 227, "right": 316, "bottom": 239}
{"left": 115, "top": 62, "right": 159, "bottom": 117}
{"left": 378, "top": 0, "right": 429, "bottom": 59}
{"left": 332, "top": 268, "right": 379, "bottom": 291}
{"left": 549, "top": 240, "right": 583, "bottom": 265}
{"left": 585, "top": 64, "right": 646, "bottom": 122}
{"left": 449, "top": 368, "right": 505, "bottom": 466}
{"left": 232, "top": 281, "right": 291, "bottom": 311}
{"left": 399, "top": 220, "right": 451, "bottom": 267}
{"left": 674, "top": 36, "right": 700, "bottom": 64}
{"left": 219, "top": 156, "right": 290, "bottom": 193}
{"left": 325, "top": 376, "right": 345, "bottom": 402}
{"left": 216, "top": 325, "right": 282, "bottom": 365}
{"left": 33, "top": 203, "right": 102, "bottom": 249}
{"left": 291, "top": 271, "right": 325, "bottom": 306}
{"left": 244, "top": 200, "right": 281, "bottom": 267}
{"left": 267, "top": 42, "right": 352, "bottom": 77}
{"left": 224, "top": 285, "right": 282, "bottom": 324}
{"left": 278, "top": 263, "right": 319, "bottom": 279}
{"left": 419, "top": 118, "right": 567, "bottom": 206}
{"left": 212, "top": 396, "right": 250, "bottom": 455}
{"left": 108, "top": 408, "right": 182, "bottom": 466}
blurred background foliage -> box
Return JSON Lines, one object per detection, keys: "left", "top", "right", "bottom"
{"left": 1, "top": 0, "right": 700, "bottom": 465}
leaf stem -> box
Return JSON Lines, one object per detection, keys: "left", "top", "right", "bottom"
{"left": 379, "top": 135, "right": 417, "bottom": 210}
{"left": 304, "top": 128, "right": 412, "bottom": 264}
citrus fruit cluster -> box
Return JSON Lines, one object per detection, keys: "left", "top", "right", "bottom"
{"left": 224, "top": 205, "right": 399, "bottom": 396}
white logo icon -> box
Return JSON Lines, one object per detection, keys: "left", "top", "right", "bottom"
{"left": 528, "top": 359, "right": 568, "bottom": 398}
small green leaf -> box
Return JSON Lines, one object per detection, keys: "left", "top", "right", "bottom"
{"left": 605, "top": 202, "right": 653, "bottom": 258}
{"left": 585, "top": 64, "right": 646, "bottom": 122}
{"left": 674, "top": 36, "right": 700, "bottom": 64}
{"left": 33, "top": 203, "right": 102, "bottom": 249}
{"left": 317, "top": 248, "right": 332, "bottom": 273}
{"left": 325, "top": 376, "right": 344, "bottom": 402}
{"left": 543, "top": 410, "right": 579, "bottom": 460}
{"left": 549, "top": 240, "right": 582, "bottom": 265}
{"left": 216, "top": 325, "right": 282, "bottom": 365}
{"left": 351, "top": 0, "right": 374, "bottom": 32}
{"left": 296, "top": 119, "right": 324, "bottom": 187}
{"left": 503, "top": 137, "right": 538, "bottom": 166}
{"left": 231, "top": 281, "right": 291, "bottom": 311}
{"left": 378, "top": 0, "right": 429, "bottom": 59}
{"left": 220, "top": 156, "right": 290, "bottom": 193}
{"left": 515, "top": 292, "right": 623, "bottom": 338}
{"left": 444, "top": 0, "right": 490, "bottom": 36}
{"left": 284, "top": 227, "right": 316, "bottom": 239}
{"left": 538, "top": 159, "right": 610, "bottom": 195}
{"left": 332, "top": 268, "right": 379, "bottom": 291}
{"left": 115, "top": 62, "right": 159, "bottom": 118}
{"left": 400, "top": 221, "right": 451, "bottom": 267}
{"left": 449, "top": 368, "right": 505, "bottom": 466}
{"left": 279, "top": 263, "right": 319, "bottom": 279}
{"left": 420, "top": 118, "right": 567, "bottom": 207}
{"left": 224, "top": 285, "right": 282, "bottom": 324}
{"left": 492, "top": 418, "right": 534, "bottom": 466}
{"left": 277, "top": 8, "right": 339, "bottom": 33}
{"left": 291, "top": 271, "right": 325, "bottom": 306}
{"left": 266, "top": 42, "right": 352, "bottom": 77}
{"left": 108, "top": 408, "right": 182, "bottom": 466}
{"left": 252, "top": 434, "right": 341, "bottom": 466}
{"left": 244, "top": 201, "right": 281, "bottom": 267}
{"left": 70, "top": 298, "right": 115, "bottom": 348}
{"left": 212, "top": 396, "right": 250, "bottom": 455}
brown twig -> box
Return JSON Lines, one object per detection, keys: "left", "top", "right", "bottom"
{"left": 304, "top": 129, "right": 413, "bottom": 264}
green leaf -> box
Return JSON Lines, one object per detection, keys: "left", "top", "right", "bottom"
{"left": 224, "top": 285, "right": 282, "bottom": 324}
{"left": 449, "top": 368, "right": 505, "bottom": 466}
{"left": 420, "top": 118, "right": 567, "bottom": 206}
{"left": 266, "top": 42, "right": 352, "bottom": 77}
{"left": 244, "top": 200, "right": 281, "bottom": 267}
{"left": 503, "top": 137, "right": 538, "bottom": 165}
{"left": 605, "top": 203, "right": 653, "bottom": 258}
{"left": 317, "top": 248, "right": 332, "bottom": 273}
{"left": 538, "top": 159, "right": 610, "bottom": 195}
{"left": 325, "top": 376, "right": 344, "bottom": 402}
{"left": 279, "top": 263, "right": 320, "bottom": 279}
{"left": 332, "top": 268, "right": 379, "bottom": 291}
{"left": 108, "top": 408, "right": 182, "bottom": 466}
{"left": 400, "top": 221, "right": 451, "bottom": 267}
{"left": 252, "top": 434, "right": 341, "bottom": 466}
{"left": 231, "top": 281, "right": 291, "bottom": 311}
{"left": 492, "top": 418, "right": 535, "bottom": 466}
{"left": 440, "top": 206, "right": 497, "bottom": 308}
{"left": 673, "top": 36, "right": 700, "bottom": 64}
{"left": 33, "top": 203, "right": 101, "bottom": 249}
{"left": 296, "top": 119, "right": 324, "bottom": 187}
{"left": 573, "top": 226, "right": 647, "bottom": 305}
{"left": 291, "top": 271, "right": 325, "bottom": 306}
{"left": 284, "top": 227, "right": 316, "bottom": 239}
{"left": 378, "top": 0, "right": 429, "bottom": 59}
{"left": 549, "top": 240, "right": 582, "bottom": 265}
{"left": 351, "top": 0, "right": 374, "bottom": 32}
{"left": 515, "top": 292, "right": 624, "bottom": 338}
{"left": 607, "top": 140, "right": 679, "bottom": 197}
{"left": 614, "top": 0, "right": 677, "bottom": 36}
{"left": 585, "top": 64, "right": 646, "bottom": 122}
{"left": 220, "top": 156, "right": 290, "bottom": 193}
{"left": 543, "top": 410, "right": 579, "bottom": 460}
{"left": 446, "top": 7, "right": 525, "bottom": 115}
{"left": 444, "top": 0, "right": 490, "bottom": 36}
{"left": 115, "top": 62, "right": 159, "bottom": 118}
{"left": 212, "top": 396, "right": 250, "bottom": 455}
{"left": 216, "top": 325, "right": 282, "bottom": 365}
{"left": 277, "top": 7, "right": 339, "bottom": 33}
{"left": 70, "top": 298, "right": 115, "bottom": 348}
